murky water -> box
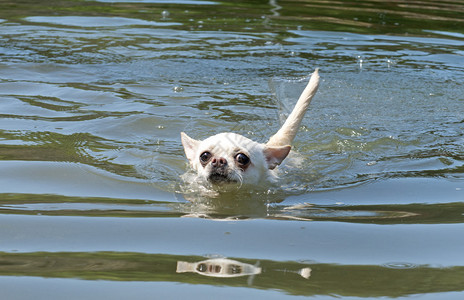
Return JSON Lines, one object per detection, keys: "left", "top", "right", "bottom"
{"left": 1, "top": 0, "right": 464, "bottom": 299}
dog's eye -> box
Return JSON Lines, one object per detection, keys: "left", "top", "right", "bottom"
{"left": 200, "top": 151, "right": 212, "bottom": 163}
{"left": 235, "top": 153, "right": 250, "bottom": 166}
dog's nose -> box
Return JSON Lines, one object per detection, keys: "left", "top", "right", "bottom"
{"left": 211, "top": 157, "right": 227, "bottom": 167}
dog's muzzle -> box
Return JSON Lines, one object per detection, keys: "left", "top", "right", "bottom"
{"left": 207, "top": 157, "right": 236, "bottom": 183}
{"left": 208, "top": 165, "right": 232, "bottom": 182}
{"left": 208, "top": 167, "right": 238, "bottom": 184}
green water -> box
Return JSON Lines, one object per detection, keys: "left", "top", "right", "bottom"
{"left": 0, "top": 0, "right": 463, "bottom": 299}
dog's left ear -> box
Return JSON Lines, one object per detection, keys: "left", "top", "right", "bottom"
{"left": 263, "top": 145, "right": 291, "bottom": 170}
{"left": 181, "top": 132, "right": 200, "bottom": 162}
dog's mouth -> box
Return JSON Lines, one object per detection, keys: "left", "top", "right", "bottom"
{"left": 208, "top": 172, "right": 237, "bottom": 184}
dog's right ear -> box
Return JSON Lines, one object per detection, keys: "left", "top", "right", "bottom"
{"left": 181, "top": 132, "right": 200, "bottom": 162}
{"left": 263, "top": 145, "right": 291, "bottom": 170}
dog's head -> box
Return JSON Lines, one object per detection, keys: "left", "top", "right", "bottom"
{"left": 181, "top": 132, "right": 290, "bottom": 186}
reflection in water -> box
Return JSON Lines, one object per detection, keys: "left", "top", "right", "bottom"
{"left": 0, "top": 251, "right": 463, "bottom": 297}
{"left": 176, "top": 258, "right": 262, "bottom": 278}
{"left": 1, "top": 192, "right": 464, "bottom": 225}
{"left": 175, "top": 257, "right": 312, "bottom": 281}
{"left": 299, "top": 267, "right": 311, "bottom": 279}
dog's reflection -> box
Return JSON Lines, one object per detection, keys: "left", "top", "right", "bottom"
{"left": 176, "top": 257, "right": 311, "bottom": 280}
{"left": 176, "top": 258, "right": 261, "bottom": 278}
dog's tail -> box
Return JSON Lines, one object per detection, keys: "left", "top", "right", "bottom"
{"left": 266, "top": 68, "right": 320, "bottom": 147}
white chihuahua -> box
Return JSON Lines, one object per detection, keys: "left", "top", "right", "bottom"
{"left": 181, "top": 69, "right": 320, "bottom": 187}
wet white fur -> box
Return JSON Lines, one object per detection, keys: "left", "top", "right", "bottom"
{"left": 181, "top": 132, "right": 287, "bottom": 186}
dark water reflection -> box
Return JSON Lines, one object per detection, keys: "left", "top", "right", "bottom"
{"left": 1, "top": 185, "right": 464, "bottom": 224}
{"left": 1, "top": 251, "right": 464, "bottom": 298}
{"left": 0, "top": 0, "right": 464, "bottom": 299}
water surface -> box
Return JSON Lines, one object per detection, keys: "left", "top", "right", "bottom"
{"left": 0, "top": 0, "right": 463, "bottom": 299}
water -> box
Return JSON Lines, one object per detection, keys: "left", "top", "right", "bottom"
{"left": 1, "top": 0, "right": 464, "bottom": 299}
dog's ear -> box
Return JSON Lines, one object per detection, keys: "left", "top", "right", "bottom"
{"left": 263, "top": 145, "right": 291, "bottom": 170}
{"left": 181, "top": 132, "right": 200, "bottom": 162}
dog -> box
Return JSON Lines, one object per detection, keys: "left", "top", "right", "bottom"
{"left": 181, "top": 69, "right": 320, "bottom": 188}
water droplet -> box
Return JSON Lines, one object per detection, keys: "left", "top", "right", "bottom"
{"left": 356, "top": 56, "right": 364, "bottom": 69}
{"left": 386, "top": 58, "right": 395, "bottom": 68}
{"left": 161, "top": 10, "right": 170, "bottom": 19}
